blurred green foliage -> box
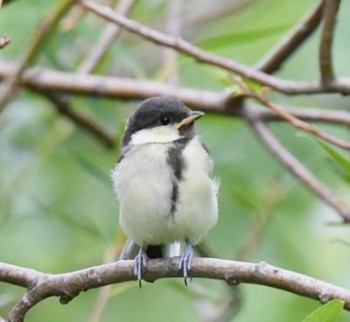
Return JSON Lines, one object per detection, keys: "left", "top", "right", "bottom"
{"left": 1, "top": 1, "right": 350, "bottom": 322}
{"left": 302, "top": 299, "right": 344, "bottom": 322}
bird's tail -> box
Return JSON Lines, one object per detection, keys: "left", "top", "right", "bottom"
{"left": 119, "top": 239, "right": 182, "bottom": 260}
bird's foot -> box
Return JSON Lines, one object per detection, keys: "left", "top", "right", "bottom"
{"left": 179, "top": 243, "right": 193, "bottom": 286}
{"left": 134, "top": 247, "right": 148, "bottom": 288}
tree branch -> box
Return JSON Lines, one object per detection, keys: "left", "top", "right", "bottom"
{"left": 0, "top": 35, "right": 11, "bottom": 49}
{"left": 161, "top": 0, "right": 183, "bottom": 85}
{"left": 1, "top": 60, "right": 350, "bottom": 128}
{"left": 0, "top": 0, "right": 77, "bottom": 113}
{"left": 237, "top": 78, "right": 350, "bottom": 150}
{"left": 1, "top": 258, "right": 350, "bottom": 322}
{"left": 246, "top": 115, "right": 350, "bottom": 221}
{"left": 43, "top": 91, "right": 115, "bottom": 148}
{"left": 247, "top": 106, "right": 350, "bottom": 125}
{"left": 79, "top": 0, "right": 350, "bottom": 96}
{"left": 319, "top": 0, "right": 341, "bottom": 83}
{"left": 0, "top": 59, "right": 228, "bottom": 110}
{"left": 78, "top": 0, "right": 135, "bottom": 74}
{"left": 256, "top": 0, "right": 325, "bottom": 74}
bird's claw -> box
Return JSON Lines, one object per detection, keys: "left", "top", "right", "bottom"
{"left": 179, "top": 244, "right": 193, "bottom": 286}
{"left": 134, "top": 248, "right": 148, "bottom": 288}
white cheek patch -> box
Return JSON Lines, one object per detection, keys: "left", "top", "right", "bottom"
{"left": 131, "top": 126, "right": 181, "bottom": 145}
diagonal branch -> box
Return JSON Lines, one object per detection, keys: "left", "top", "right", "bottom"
{"left": 43, "top": 91, "right": 115, "bottom": 148}
{"left": 246, "top": 115, "right": 350, "bottom": 221}
{"left": 161, "top": 0, "right": 183, "bottom": 85}
{"left": 319, "top": 0, "right": 341, "bottom": 84}
{"left": 236, "top": 78, "right": 350, "bottom": 150}
{"left": 245, "top": 106, "right": 350, "bottom": 125}
{"left": 78, "top": 0, "right": 135, "bottom": 74}
{"left": 0, "top": 35, "right": 11, "bottom": 49}
{"left": 255, "top": 96, "right": 350, "bottom": 150}
{"left": 0, "top": 0, "right": 77, "bottom": 113}
{"left": 256, "top": 0, "right": 325, "bottom": 74}
{"left": 79, "top": 0, "right": 350, "bottom": 96}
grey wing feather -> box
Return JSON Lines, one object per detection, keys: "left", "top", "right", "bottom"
{"left": 119, "top": 238, "right": 140, "bottom": 260}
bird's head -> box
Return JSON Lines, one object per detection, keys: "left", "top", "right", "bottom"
{"left": 121, "top": 96, "right": 204, "bottom": 147}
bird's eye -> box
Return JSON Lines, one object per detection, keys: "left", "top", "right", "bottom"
{"left": 160, "top": 116, "right": 171, "bottom": 125}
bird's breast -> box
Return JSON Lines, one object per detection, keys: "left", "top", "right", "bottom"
{"left": 112, "top": 143, "right": 174, "bottom": 244}
{"left": 112, "top": 137, "right": 218, "bottom": 245}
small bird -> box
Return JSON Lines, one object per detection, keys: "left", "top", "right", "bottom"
{"left": 112, "top": 96, "right": 219, "bottom": 285}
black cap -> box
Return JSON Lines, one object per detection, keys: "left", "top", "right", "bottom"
{"left": 121, "top": 96, "right": 202, "bottom": 147}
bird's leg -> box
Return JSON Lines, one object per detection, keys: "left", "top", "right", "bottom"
{"left": 179, "top": 241, "right": 193, "bottom": 286}
{"left": 134, "top": 245, "right": 148, "bottom": 288}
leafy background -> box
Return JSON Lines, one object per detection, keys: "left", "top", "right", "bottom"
{"left": 1, "top": 0, "right": 350, "bottom": 321}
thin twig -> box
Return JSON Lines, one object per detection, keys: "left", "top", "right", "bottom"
{"left": 49, "top": 0, "right": 130, "bottom": 149}
{"left": 246, "top": 115, "right": 350, "bottom": 222}
{"left": 256, "top": 0, "right": 325, "bottom": 74}
{"left": 187, "top": 0, "right": 252, "bottom": 28}
{"left": 161, "top": 0, "right": 183, "bottom": 85}
{"left": 0, "top": 35, "right": 11, "bottom": 49}
{"left": 236, "top": 179, "right": 284, "bottom": 261}
{"left": 237, "top": 79, "right": 350, "bottom": 150}
{"left": 244, "top": 106, "right": 350, "bottom": 126}
{"left": 319, "top": 0, "right": 341, "bottom": 83}
{"left": 88, "top": 239, "right": 124, "bottom": 322}
{"left": 255, "top": 95, "right": 350, "bottom": 150}
{"left": 78, "top": 0, "right": 135, "bottom": 74}
{"left": 88, "top": 286, "right": 113, "bottom": 322}
{"left": 79, "top": 0, "right": 350, "bottom": 96}
{"left": 0, "top": 0, "right": 77, "bottom": 113}
{"left": 43, "top": 91, "right": 115, "bottom": 148}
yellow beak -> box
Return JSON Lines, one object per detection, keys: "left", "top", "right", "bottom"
{"left": 175, "top": 111, "right": 204, "bottom": 130}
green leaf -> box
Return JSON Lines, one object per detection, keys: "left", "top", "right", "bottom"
{"left": 241, "top": 76, "right": 264, "bottom": 93}
{"left": 301, "top": 299, "right": 344, "bottom": 322}
{"left": 198, "top": 23, "right": 291, "bottom": 50}
{"left": 69, "top": 150, "right": 111, "bottom": 188}
{"left": 315, "top": 139, "right": 350, "bottom": 180}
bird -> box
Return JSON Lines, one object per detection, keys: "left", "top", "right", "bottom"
{"left": 112, "top": 96, "right": 219, "bottom": 286}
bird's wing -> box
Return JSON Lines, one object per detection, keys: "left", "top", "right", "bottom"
{"left": 119, "top": 238, "right": 140, "bottom": 260}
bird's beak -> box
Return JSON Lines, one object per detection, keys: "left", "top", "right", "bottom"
{"left": 175, "top": 111, "right": 204, "bottom": 129}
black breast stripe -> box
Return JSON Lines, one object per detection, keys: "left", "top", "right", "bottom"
{"left": 167, "top": 137, "right": 190, "bottom": 216}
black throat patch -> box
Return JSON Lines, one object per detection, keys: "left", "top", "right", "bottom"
{"left": 167, "top": 137, "right": 190, "bottom": 216}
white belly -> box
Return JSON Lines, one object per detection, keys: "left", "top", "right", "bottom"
{"left": 112, "top": 137, "right": 219, "bottom": 246}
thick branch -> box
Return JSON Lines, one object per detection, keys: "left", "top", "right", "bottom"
{"left": 0, "top": 263, "right": 44, "bottom": 288}
{"left": 319, "top": 0, "right": 341, "bottom": 83}
{"left": 1, "top": 258, "right": 350, "bottom": 322}
{"left": 0, "top": 59, "right": 227, "bottom": 111}
{"left": 1, "top": 61, "right": 350, "bottom": 127}
{"left": 79, "top": 0, "right": 350, "bottom": 96}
